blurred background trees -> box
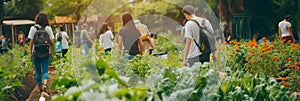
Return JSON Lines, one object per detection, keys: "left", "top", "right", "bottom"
{"left": 1, "top": 0, "right": 300, "bottom": 40}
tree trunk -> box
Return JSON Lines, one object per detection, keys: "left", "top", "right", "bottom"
{"left": 217, "top": 0, "right": 231, "bottom": 39}
{"left": 218, "top": 0, "right": 245, "bottom": 40}
{"left": 0, "top": 0, "right": 4, "bottom": 35}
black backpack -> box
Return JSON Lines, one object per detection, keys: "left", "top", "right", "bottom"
{"left": 189, "top": 19, "right": 216, "bottom": 54}
{"left": 57, "top": 32, "right": 62, "bottom": 42}
{"left": 33, "top": 26, "right": 51, "bottom": 58}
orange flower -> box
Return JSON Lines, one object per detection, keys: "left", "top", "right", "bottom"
{"left": 228, "top": 53, "right": 233, "bottom": 57}
{"left": 269, "top": 51, "right": 272, "bottom": 55}
{"left": 282, "top": 78, "right": 287, "bottom": 81}
{"left": 235, "top": 47, "right": 239, "bottom": 52}
{"left": 236, "top": 42, "right": 241, "bottom": 46}
{"left": 266, "top": 47, "right": 270, "bottom": 51}
{"left": 283, "top": 39, "right": 286, "bottom": 42}
{"left": 295, "top": 62, "right": 299, "bottom": 67}
{"left": 271, "top": 46, "right": 275, "bottom": 49}
{"left": 283, "top": 82, "right": 289, "bottom": 86}
{"left": 270, "top": 42, "right": 274, "bottom": 44}
{"left": 261, "top": 49, "right": 265, "bottom": 52}
{"left": 250, "top": 49, "right": 254, "bottom": 54}
{"left": 246, "top": 65, "right": 249, "bottom": 69}
{"left": 288, "top": 57, "right": 292, "bottom": 61}
{"left": 252, "top": 61, "right": 256, "bottom": 65}
{"left": 246, "top": 58, "right": 249, "bottom": 63}
{"left": 229, "top": 41, "right": 233, "bottom": 45}
{"left": 286, "top": 64, "right": 290, "bottom": 68}
{"left": 288, "top": 40, "right": 292, "bottom": 43}
{"left": 260, "top": 54, "right": 263, "bottom": 58}
{"left": 274, "top": 56, "right": 280, "bottom": 61}
{"left": 224, "top": 41, "right": 227, "bottom": 44}
{"left": 281, "top": 49, "right": 285, "bottom": 53}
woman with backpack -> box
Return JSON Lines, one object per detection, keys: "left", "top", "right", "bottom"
{"left": 28, "top": 12, "right": 54, "bottom": 94}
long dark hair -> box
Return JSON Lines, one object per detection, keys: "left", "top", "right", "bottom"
{"left": 35, "top": 12, "right": 49, "bottom": 27}
{"left": 122, "top": 12, "right": 134, "bottom": 27}
{"left": 99, "top": 23, "right": 109, "bottom": 34}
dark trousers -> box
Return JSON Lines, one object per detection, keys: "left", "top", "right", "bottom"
{"left": 104, "top": 48, "right": 112, "bottom": 53}
{"left": 188, "top": 53, "right": 210, "bottom": 67}
{"left": 62, "top": 49, "right": 68, "bottom": 58}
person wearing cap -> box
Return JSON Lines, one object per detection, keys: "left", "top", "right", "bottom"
{"left": 278, "top": 15, "right": 296, "bottom": 43}
{"left": 182, "top": 5, "right": 214, "bottom": 67}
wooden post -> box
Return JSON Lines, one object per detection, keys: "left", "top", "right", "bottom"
{"left": 10, "top": 24, "right": 14, "bottom": 46}
{"left": 0, "top": 0, "right": 4, "bottom": 35}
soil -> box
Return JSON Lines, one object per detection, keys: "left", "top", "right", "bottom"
{"left": 9, "top": 67, "right": 56, "bottom": 101}
{"left": 9, "top": 74, "right": 36, "bottom": 101}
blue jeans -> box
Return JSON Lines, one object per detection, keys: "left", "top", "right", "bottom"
{"left": 33, "top": 56, "right": 50, "bottom": 85}
{"left": 188, "top": 54, "right": 210, "bottom": 67}
{"left": 82, "top": 44, "right": 89, "bottom": 57}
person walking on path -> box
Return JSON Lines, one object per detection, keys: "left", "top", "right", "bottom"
{"left": 99, "top": 23, "right": 114, "bottom": 53}
{"left": 182, "top": 5, "right": 214, "bottom": 67}
{"left": 118, "top": 12, "right": 144, "bottom": 60}
{"left": 278, "top": 15, "right": 296, "bottom": 43}
{"left": 28, "top": 12, "right": 54, "bottom": 94}
{"left": 56, "top": 26, "right": 69, "bottom": 58}
{"left": 81, "top": 23, "right": 94, "bottom": 57}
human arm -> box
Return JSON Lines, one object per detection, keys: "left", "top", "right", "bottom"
{"left": 85, "top": 34, "right": 94, "bottom": 45}
{"left": 118, "top": 35, "right": 123, "bottom": 55}
{"left": 287, "top": 27, "right": 296, "bottom": 42}
{"left": 278, "top": 27, "right": 282, "bottom": 38}
{"left": 138, "top": 38, "right": 144, "bottom": 55}
{"left": 30, "top": 39, "right": 33, "bottom": 60}
{"left": 109, "top": 31, "right": 115, "bottom": 41}
{"left": 183, "top": 37, "right": 192, "bottom": 66}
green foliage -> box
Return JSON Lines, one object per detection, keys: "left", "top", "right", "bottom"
{"left": 0, "top": 45, "right": 32, "bottom": 99}
{"left": 4, "top": 0, "right": 43, "bottom": 19}
{"left": 44, "top": 0, "right": 93, "bottom": 20}
{"left": 155, "top": 31, "right": 183, "bottom": 53}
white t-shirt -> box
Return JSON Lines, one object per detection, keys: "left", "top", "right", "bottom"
{"left": 278, "top": 21, "right": 292, "bottom": 37}
{"left": 184, "top": 17, "right": 214, "bottom": 58}
{"left": 99, "top": 30, "right": 114, "bottom": 50}
{"left": 28, "top": 25, "right": 55, "bottom": 40}
{"left": 56, "top": 31, "right": 69, "bottom": 49}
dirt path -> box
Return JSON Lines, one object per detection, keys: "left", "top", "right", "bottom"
{"left": 26, "top": 67, "right": 56, "bottom": 101}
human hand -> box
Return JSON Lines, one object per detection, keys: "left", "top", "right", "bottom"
{"left": 183, "top": 58, "right": 188, "bottom": 66}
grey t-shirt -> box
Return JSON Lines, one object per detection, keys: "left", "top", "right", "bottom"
{"left": 184, "top": 17, "right": 214, "bottom": 58}
{"left": 118, "top": 25, "right": 141, "bottom": 55}
{"left": 80, "top": 30, "right": 88, "bottom": 44}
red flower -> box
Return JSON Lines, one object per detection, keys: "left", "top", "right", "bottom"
{"left": 260, "top": 54, "right": 263, "bottom": 58}
{"left": 283, "top": 82, "right": 289, "bottom": 86}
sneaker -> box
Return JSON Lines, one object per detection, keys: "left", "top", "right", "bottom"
{"left": 42, "top": 84, "right": 48, "bottom": 93}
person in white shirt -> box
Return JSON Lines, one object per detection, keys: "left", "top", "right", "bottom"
{"left": 56, "top": 26, "right": 69, "bottom": 57}
{"left": 182, "top": 5, "right": 214, "bottom": 67}
{"left": 278, "top": 15, "right": 296, "bottom": 43}
{"left": 99, "top": 23, "right": 114, "bottom": 53}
